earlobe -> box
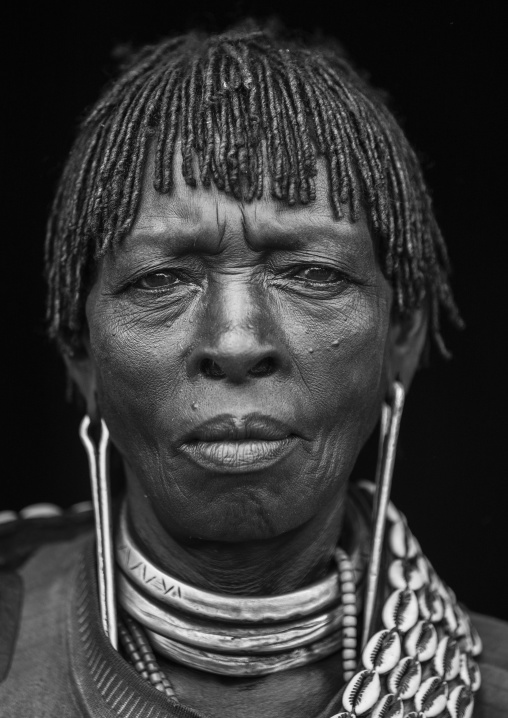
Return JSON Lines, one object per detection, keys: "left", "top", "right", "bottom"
{"left": 386, "top": 308, "right": 428, "bottom": 391}
{"left": 63, "top": 335, "right": 99, "bottom": 418}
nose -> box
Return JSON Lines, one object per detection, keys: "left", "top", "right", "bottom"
{"left": 186, "top": 288, "right": 285, "bottom": 384}
{"left": 196, "top": 337, "right": 279, "bottom": 382}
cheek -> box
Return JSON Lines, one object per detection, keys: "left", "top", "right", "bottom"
{"left": 85, "top": 296, "right": 187, "bottom": 462}
{"left": 285, "top": 290, "right": 390, "bottom": 431}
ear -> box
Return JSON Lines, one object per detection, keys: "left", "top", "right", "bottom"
{"left": 386, "top": 307, "right": 428, "bottom": 391}
{"left": 63, "top": 333, "right": 99, "bottom": 419}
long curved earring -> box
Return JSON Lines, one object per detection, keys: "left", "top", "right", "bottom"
{"left": 361, "top": 380, "right": 405, "bottom": 649}
{"left": 80, "top": 416, "right": 118, "bottom": 649}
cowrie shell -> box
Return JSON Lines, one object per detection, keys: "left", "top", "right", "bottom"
{"left": 435, "top": 578, "right": 457, "bottom": 606}
{"left": 428, "top": 573, "right": 441, "bottom": 596}
{"left": 387, "top": 657, "right": 422, "bottom": 700}
{"left": 459, "top": 619, "right": 482, "bottom": 656}
{"left": 0, "top": 510, "right": 18, "bottom": 525}
{"left": 357, "top": 479, "right": 375, "bottom": 494}
{"left": 388, "top": 558, "right": 426, "bottom": 591}
{"left": 362, "top": 629, "right": 401, "bottom": 674}
{"left": 382, "top": 589, "right": 419, "bottom": 633}
{"left": 389, "top": 521, "right": 419, "bottom": 559}
{"left": 357, "top": 481, "right": 400, "bottom": 522}
{"left": 468, "top": 620, "right": 483, "bottom": 656}
{"left": 459, "top": 653, "right": 481, "bottom": 691}
{"left": 459, "top": 633, "right": 473, "bottom": 653}
{"left": 433, "top": 636, "right": 460, "bottom": 680}
{"left": 19, "top": 502, "right": 63, "bottom": 519}
{"left": 404, "top": 620, "right": 438, "bottom": 661}
{"left": 454, "top": 605, "right": 469, "bottom": 637}
{"left": 342, "top": 669, "right": 381, "bottom": 715}
{"left": 414, "top": 676, "right": 448, "bottom": 717}
{"left": 443, "top": 599, "right": 459, "bottom": 634}
{"left": 418, "top": 586, "right": 444, "bottom": 622}
{"left": 386, "top": 502, "right": 401, "bottom": 523}
{"left": 370, "top": 694, "right": 404, "bottom": 718}
{"left": 416, "top": 556, "right": 429, "bottom": 582}
{"left": 447, "top": 684, "right": 474, "bottom": 718}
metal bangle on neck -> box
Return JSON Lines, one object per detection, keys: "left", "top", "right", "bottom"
{"left": 116, "top": 504, "right": 343, "bottom": 623}
{"left": 117, "top": 571, "right": 345, "bottom": 653}
{"left": 146, "top": 625, "right": 346, "bottom": 677}
{"left": 116, "top": 506, "right": 360, "bottom": 677}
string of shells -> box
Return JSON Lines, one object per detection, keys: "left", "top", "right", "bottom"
{"left": 331, "top": 484, "right": 482, "bottom": 718}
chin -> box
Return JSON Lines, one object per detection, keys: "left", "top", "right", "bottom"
{"left": 154, "top": 490, "right": 312, "bottom": 543}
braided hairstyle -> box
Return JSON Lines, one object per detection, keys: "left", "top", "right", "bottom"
{"left": 45, "top": 21, "right": 462, "bottom": 356}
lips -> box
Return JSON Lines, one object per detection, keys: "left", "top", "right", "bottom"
{"left": 178, "top": 414, "right": 299, "bottom": 473}
{"left": 183, "top": 415, "right": 294, "bottom": 443}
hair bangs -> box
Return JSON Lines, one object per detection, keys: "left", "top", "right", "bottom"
{"left": 45, "top": 24, "right": 462, "bottom": 355}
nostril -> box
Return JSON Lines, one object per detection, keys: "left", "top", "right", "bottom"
{"left": 200, "top": 359, "right": 226, "bottom": 379}
{"left": 248, "top": 357, "right": 276, "bottom": 377}
{"left": 198, "top": 353, "right": 279, "bottom": 381}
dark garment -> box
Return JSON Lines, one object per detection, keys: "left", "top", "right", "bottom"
{"left": 469, "top": 612, "right": 508, "bottom": 716}
{"left": 1, "top": 533, "right": 507, "bottom": 717}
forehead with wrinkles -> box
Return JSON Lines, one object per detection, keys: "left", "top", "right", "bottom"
{"left": 121, "top": 155, "right": 375, "bottom": 264}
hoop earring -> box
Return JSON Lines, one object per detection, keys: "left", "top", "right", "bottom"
{"left": 80, "top": 416, "right": 118, "bottom": 649}
{"left": 361, "top": 380, "right": 405, "bottom": 649}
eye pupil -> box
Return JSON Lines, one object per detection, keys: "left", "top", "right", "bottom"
{"left": 140, "top": 271, "right": 178, "bottom": 289}
{"left": 304, "top": 267, "right": 335, "bottom": 282}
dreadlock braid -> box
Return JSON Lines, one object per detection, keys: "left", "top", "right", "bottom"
{"left": 45, "top": 21, "right": 463, "bottom": 356}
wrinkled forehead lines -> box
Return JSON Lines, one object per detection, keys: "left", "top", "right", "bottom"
{"left": 125, "top": 155, "right": 373, "bottom": 256}
{"left": 132, "top": 153, "right": 335, "bottom": 224}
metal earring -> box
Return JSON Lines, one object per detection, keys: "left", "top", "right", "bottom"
{"left": 361, "top": 380, "right": 405, "bottom": 649}
{"left": 80, "top": 416, "right": 118, "bottom": 649}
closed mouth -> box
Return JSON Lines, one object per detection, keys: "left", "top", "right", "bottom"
{"left": 178, "top": 414, "right": 298, "bottom": 473}
{"left": 179, "top": 437, "right": 298, "bottom": 473}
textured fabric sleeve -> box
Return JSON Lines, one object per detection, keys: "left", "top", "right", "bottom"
{"left": 0, "top": 571, "right": 23, "bottom": 683}
{"left": 470, "top": 611, "right": 508, "bottom": 717}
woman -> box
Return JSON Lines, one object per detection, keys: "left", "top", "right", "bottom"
{"left": 1, "top": 21, "right": 507, "bottom": 718}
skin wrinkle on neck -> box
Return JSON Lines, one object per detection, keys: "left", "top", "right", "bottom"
{"left": 126, "top": 476, "right": 348, "bottom": 596}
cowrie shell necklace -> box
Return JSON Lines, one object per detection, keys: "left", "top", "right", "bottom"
{"left": 332, "top": 483, "right": 482, "bottom": 718}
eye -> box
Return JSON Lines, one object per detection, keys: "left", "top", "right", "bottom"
{"left": 135, "top": 270, "right": 182, "bottom": 290}
{"left": 293, "top": 266, "right": 343, "bottom": 284}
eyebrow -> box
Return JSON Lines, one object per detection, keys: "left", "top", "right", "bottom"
{"left": 124, "top": 217, "right": 367, "bottom": 256}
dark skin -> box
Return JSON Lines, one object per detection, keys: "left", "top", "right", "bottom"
{"left": 68, "top": 157, "right": 427, "bottom": 718}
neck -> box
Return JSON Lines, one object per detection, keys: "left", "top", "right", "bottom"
{"left": 125, "top": 480, "right": 349, "bottom": 596}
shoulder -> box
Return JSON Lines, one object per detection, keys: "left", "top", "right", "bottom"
{"left": 472, "top": 611, "right": 508, "bottom": 667}
{"left": 0, "top": 502, "right": 95, "bottom": 689}
{"left": 470, "top": 611, "right": 508, "bottom": 717}
{"left": 0, "top": 501, "right": 95, "bottom": 570}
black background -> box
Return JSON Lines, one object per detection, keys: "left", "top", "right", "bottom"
{"left": 3, "top": 2, "right": 506, "bottom": 620}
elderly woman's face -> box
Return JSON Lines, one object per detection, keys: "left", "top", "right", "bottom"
{"left": 82, "top": 163, "right": 394, "bottom": 541}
